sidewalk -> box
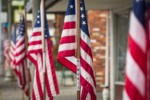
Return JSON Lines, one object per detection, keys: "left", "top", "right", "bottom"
{"left": 0, "top": 71, "right": 102, "bottom": 100}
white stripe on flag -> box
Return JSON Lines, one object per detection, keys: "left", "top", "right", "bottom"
{"left": 126, "top": 50, "right": 145, "bottom": 96}
{"left": 81, "top": 48, "right": 93, "bottom": 70}
{"left": 37, "top": 53, "right": 44, "bottom": 92}
{"left": 28, "top": 45, "right": 42, "bottom": 51}
{"left": 61, "top": 29, "right": 76, "bottom": 37}
{"left": 81, "top": 30, "right": 91, "bottom": 46}
{"left": 16, "top": 37, "right": 25, "bottom": 45}
{"left": 30, "top": 36, "right": 42, "bottom": 42}
{"left": 81, "top": 67, "right": 96, "bottom": 95}
{"left": 46, "top": 47, "right": 56, "bottom": 96}
{"left": 64, "top": 15, "right": 76, "bottom": 22}
{"left": 33, "top": 27, "right": 42, "bottom": 33}
{"left": 129, "top": 12, "right": 146, "bottom": 53}
{"left": 33, "top": 71, "right": 41, "bottom": 99}
{"left": 58, "top": 43, "right": 76, "bottom": 52}
{"left": 16, "top": 53, "right": 26, "bottom": 62}
{"left": 66, "top": 56, "right": 77, "bottom": 65}
{"left": 16, "top": 45, "right": 25, "bottom": 53}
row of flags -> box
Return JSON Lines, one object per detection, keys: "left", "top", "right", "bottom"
{"left": 9, "top": 17, "right": 30, "bottom": 96}
{"left": 8, "top": 0, "right": 150, "bottom": 99}
{"left": 8, "top": 0, "right": 97, "bottom": 100}
{"left": 27, "top": 3, "right": 59, "bottom": 99}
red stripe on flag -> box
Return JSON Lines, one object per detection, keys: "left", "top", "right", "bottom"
{"left": 35, "top": 55, "right": 44, "bottom": 100}
{"left": 63, "top": 22, "right": 76, "bottom": 29}
{"left": 80, "top": 39, "right": 92, "bottom": 59}
{"left": 57, "top": 57, "right": 76, "bottom": 73}
{"left": 29, "top": 41, "right": 42, "bottom": 45}
{"left": 80, "top": 76, "right": 96, "bottom": 100}
{"left": 47, "top": 40, "right": 60, "bottom": 94}
{"left": 58, "top": 50, "right": 75, "bottom": 57}
{"left": 128, "top": 35, "right": 147, "bottom": 74}
{"left": 80, "top": 57, "right": 96, "bottom": 86}
{"left": 45, "top": 72, "right": 53, "bottom": 99}
{"left": 125, "top": 76, "right": 145, "bottom": 100}
{"left": 32, "top": 32, "right": 41, "bottom": 36}
{"left": 60, "top": 36, "right": 75, "bottom": 44}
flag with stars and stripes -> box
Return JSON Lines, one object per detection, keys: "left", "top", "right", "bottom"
{"left": 27, "top": 2, "right": 59, "bottom": 100}
{"left": 4, "top": 39, "right": 10, "bottom": 70}
{"left": 9, "top": 25, "right": 17, "bottom": 72}
{"left": 57, "top": 0, "right": 96, "bottom": 99}
{"left": 123, "top": 0, "right": 149, "bottom": 100}
{"left": 15, "top": 16, "right": 30, "bottom": 96}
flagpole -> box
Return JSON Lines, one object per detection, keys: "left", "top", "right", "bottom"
{"left": 41, "top": 0, "right": 46, "bottom": 100}
{"left": 24, "top": 1, "right": 31, "bottom": 99}
{"left": 22, "top": 90, "right": 24, "bottom": 100}
{"left": 76, "top": 0, "right": 81, "bottom": 100}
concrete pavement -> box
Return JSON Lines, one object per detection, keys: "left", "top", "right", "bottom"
{"left": 0, "top": 71, "right": 102, "bottom": 100}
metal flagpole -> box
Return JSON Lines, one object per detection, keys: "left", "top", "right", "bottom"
{"left": 76, "top": 0, "right": 81, "bottom": 100}
{"left": 24, "top": 1, "right": 31, "bottom": 99}
{"left": 41, "top": 0, "right": 46, "bottom": 99}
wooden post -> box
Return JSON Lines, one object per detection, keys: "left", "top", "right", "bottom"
{"left": 24, "top": 1, "right": 31, "bottom": 99}
{"left": 22, "top": 90, "right": 24, "bottom": 100}
{"left": 76, "top": 0, "right": 81, "bottom": 100}
{"left": 41, "top": 0, "right": 46, "bottom": 100}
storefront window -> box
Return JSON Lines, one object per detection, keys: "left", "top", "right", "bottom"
{"left": 116, "top": 15, "right": 128, "bottom": 82}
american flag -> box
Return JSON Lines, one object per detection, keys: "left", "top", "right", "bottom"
{"left": 123, "top": 0, "right": 149, "bottom": 100}
{"left": 4, "top": 39, "right": 10, "bottom": 70}
{"left": 57, "top": 0, "right": 96, "bottom": 99}
{"left": 9, "top": 25, "right": 17, "bottom": 73}
{"left": 27, "top": 3, "right": 59, "bottom": 100}
{"left": 15, "top": 16, "right": 30, "bottom": 96}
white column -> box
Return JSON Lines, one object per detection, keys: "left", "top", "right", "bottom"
{"left": 105, "top": 11, "right": 110, "bottom": 87}
{"left": 102, "top": 11, "right": 110, "bottom": 100}
{"left": 110, "top": 11, "right": 116, "bottom": 100}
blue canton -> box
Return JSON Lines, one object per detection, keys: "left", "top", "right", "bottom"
{"left": 17, "top": 16, "right": 25, "bottom": 40}
{"left": 80, "top": 0, "right": 90, "bottom": 37}
{"left": 66, "top": 0, "right": 75, "bottom": 15}
{"left": 34, "top": 10, "right": 50, "bottom": 39}
{"left": 133, "top": 0, "right": 145, "bottom": 27}
{"left": 12, "top": 25, "right": 17, "bottom": 44}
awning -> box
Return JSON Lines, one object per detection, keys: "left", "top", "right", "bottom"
{"left": 46, "top": 0, "right": 131, "bottom": 17}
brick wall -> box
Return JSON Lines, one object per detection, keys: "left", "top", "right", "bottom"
{"left": 87, "top": 10, "right": 108, "bottom": 92}
{"left": 115, "top": 85, "right": 124, "bottom": 100}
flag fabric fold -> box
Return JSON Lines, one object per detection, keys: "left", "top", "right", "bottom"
{"left": 27, "top": 3, "right": 59, "bottom": 100}
{"left": 9, "top": 25, "right": 17, "bottom": 74}
{"left": 123, "top": 0, "right": 149, "bottom": 100}
{"left": 15, "top": 16, "right": 30, "bottom": 96}
{"left": 57, "top": 0, "right": 96, "bottom": 99}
